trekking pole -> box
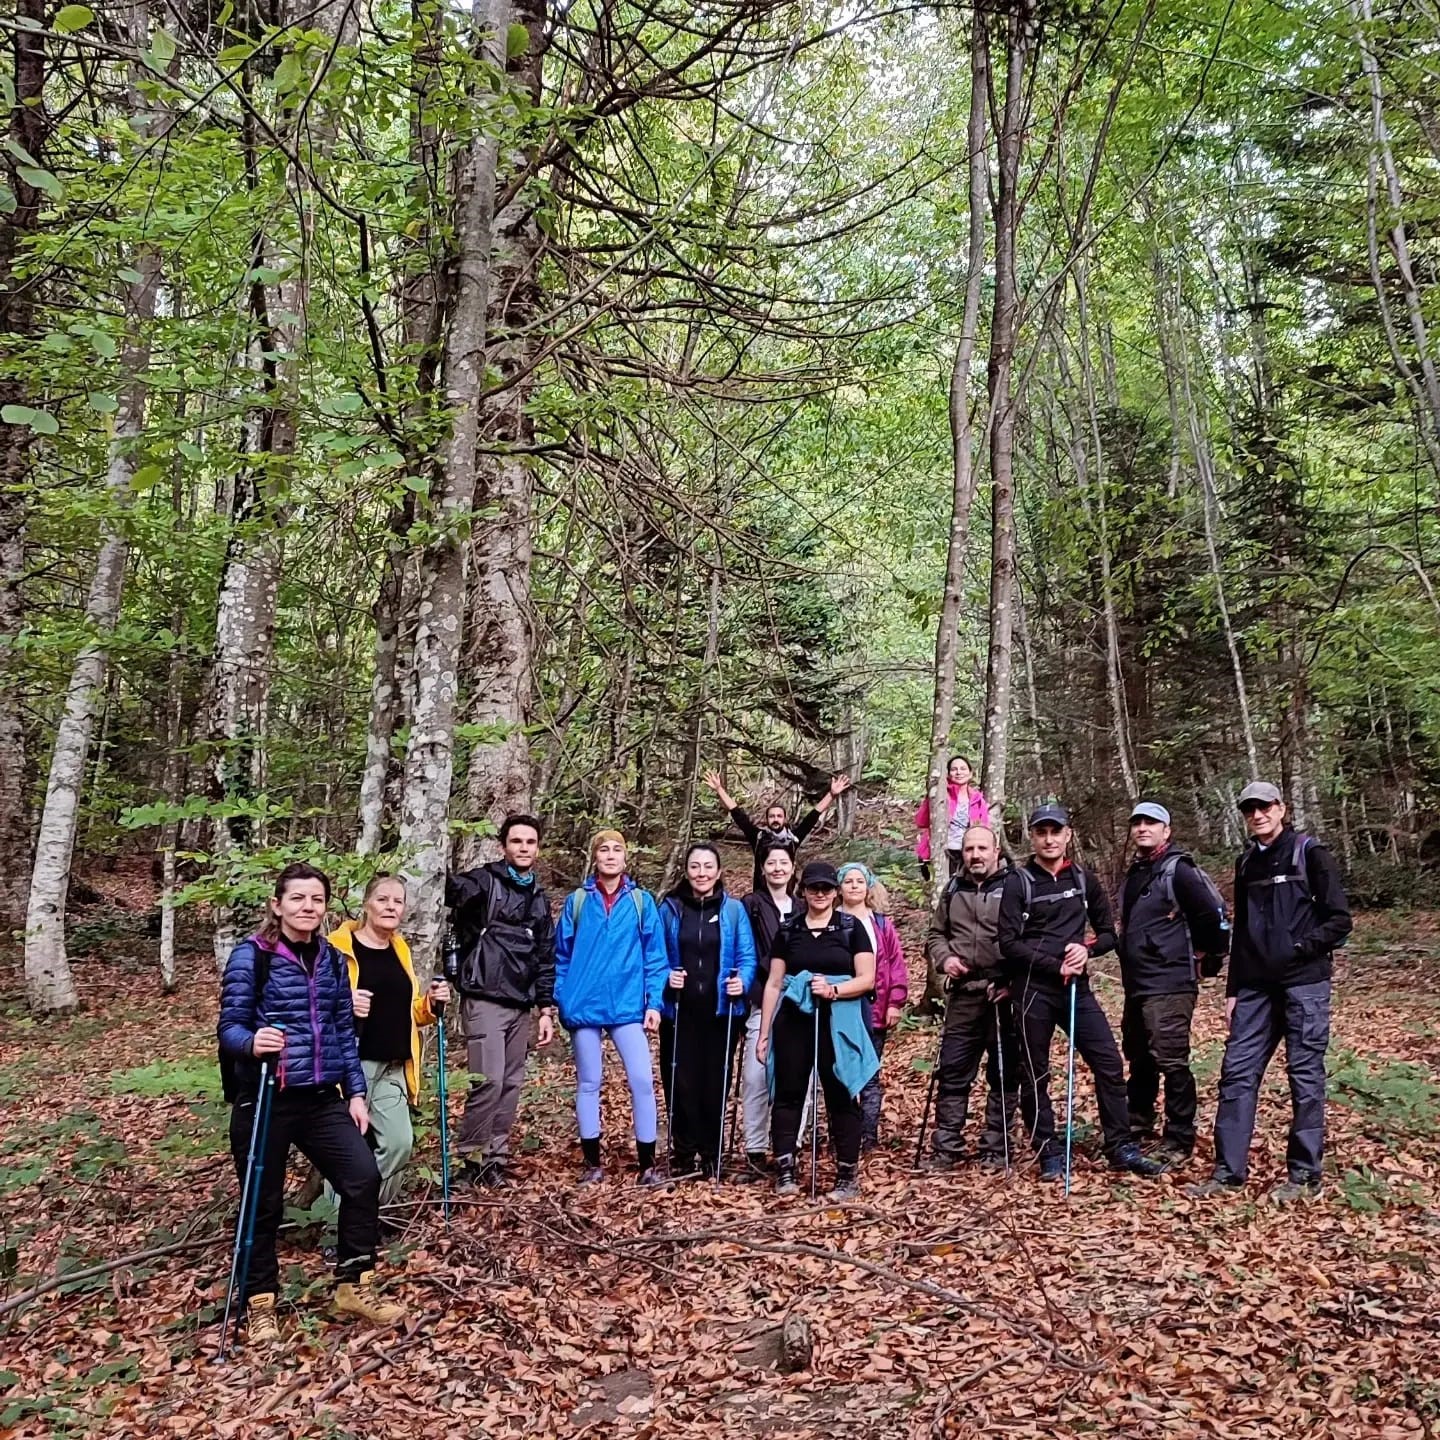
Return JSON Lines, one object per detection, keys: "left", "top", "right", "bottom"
{"left": 438, "top": 930, "right": 461, "bottom": 1223}
{"left": 715, "top": 972, "right": 738, "bottom": 1183}
{"left": 913, "top": 976, "right": 950, "bottom": 1170}
{"left": 994, "top": 995, "right": 1010, "bottom": 1173}
{"left": 809, "top": 1004, "right": 820, "bottom": 1200}
{"left": 220, "top": 1024, "right": 283, "bottom": 1360}
{"left": 1063, "top": 979, "right": 1077, "bottom": 1197}
{"left": 912, "top": 1022, "right": 943, "bottom": 1171}
{"left": 668, "top": 1007, "right": 682, "bottom": 1169}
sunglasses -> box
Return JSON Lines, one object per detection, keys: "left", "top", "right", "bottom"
{"left": 1239, "top": 800, "right": 1278, "bottom": 816}
{"left": 803, "top": 883, "right": 837, "bottom": 894}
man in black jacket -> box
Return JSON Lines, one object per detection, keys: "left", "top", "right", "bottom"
{"left": 998, "top": 804, "right": 1161, "bottom": 1180}
{"left": 704, "top": 768, "right": 850, "bottom": 892}
{"left": 1187, "top": 782, "right": 1352, "bottom": 1203}
{"left": 924, "top": 824, "right": 1017, "bottom": 1166}
{"left": 446, "top": 814, "right": 557, "bottom": 1186}
{"left": 1118, "top": 801, "right": 1230, "bottom": 1170}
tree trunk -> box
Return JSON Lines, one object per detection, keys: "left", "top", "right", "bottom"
{"left": 660, "top": 568, "right": 721, "bottom": 892}
{"left": 925, "top": 13, "right": 989, "bottom": 901}
{"left": 978, "top": 5, "right": 1031, "bottom": 816}
{"left": 357, "top": 0, "right": 444, "bottom": 856}
{"left": 398, "top": 0, "right": 511, "bottom": 971}
{"left": 1352, "top": 0, "right": 1440, "bottom": 474}
{"left": 0, "top": 0, "right": 47, "bottom": 931}
{"left": 24, "top": 1, "right": 165, "bottom": 1012}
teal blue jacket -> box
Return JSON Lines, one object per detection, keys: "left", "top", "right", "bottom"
{"left": 766, "top": 969, "right": 879, "bottom": 1099}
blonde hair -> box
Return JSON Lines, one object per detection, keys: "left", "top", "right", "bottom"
{"left": 867, "top": 878, "right": 891, "bottom": 916}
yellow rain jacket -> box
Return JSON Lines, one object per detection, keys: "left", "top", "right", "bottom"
{"left": 328, "top": 920, "right": 438, "bottom": 1104}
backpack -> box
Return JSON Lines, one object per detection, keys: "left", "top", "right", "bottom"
{"left": 1015, "top": 862, "right": 1088, "bottom": 920}
{"left": 1242, "top": 832, "right": 1314, "bottom": 897}
{"left": 1152, "top": 852, "right": 1231, "bottom": 975}
{"left": 571, "top": 885, "right": 646, "bottom": 929}
{"left": 219, "top": 940, "right": 345, "bottom": 1103}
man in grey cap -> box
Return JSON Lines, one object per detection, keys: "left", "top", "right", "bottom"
{"left": 997, "top": 803, "right": 1161, "bottom": 1180}
{"left": 1187, "top": 782, "right": 1351, "bottom": 1203}
{"left": 1119, "top": 801, "right": 1230, "bottom": 1170}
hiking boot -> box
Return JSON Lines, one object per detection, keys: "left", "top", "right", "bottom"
{"left": 475, "top": 1159, "right": 507, "bottom": 1188}
{"left": 1269, "top": 1179, "right": 1321, "bottom": 1205}
{"left": 332, "top": 1271, "right": 404, "bottom": 1326}
{"left": 734, "top": 1152, "right": 770, "bottom": 1184}
{"left": 826, "top": 1164, "right": 861, "bottom": 1202}
{"left": 1109, "top": 1143, "right": 1163, "bottom": 1178}
{"left": 578, "top": 1165, "right": 605, "bottom": 1186}
{"left": 1039, "top": 1152, "right": 1065, "bottom": 1183}
{"left": 1150, "top": 1142, "right": 1192, "bottom": 1174}
{"left": 636, "top": 1166, "right": 665, "bottom": 1188}
{"left": 1183, "top": 1176, "right": 1243, "bottom": 1199}
{"left": 774, "top": 1155, "right": 799, "bottom": 1197}
{"left": 978, "top": 1150, "right": 1008, "bottom": 1172}
{"left": 923, "top": 1150, "right": 963, "bottom": 1172}
{"left": 245, "top": 1293, "right": 280, "bottom": 1346}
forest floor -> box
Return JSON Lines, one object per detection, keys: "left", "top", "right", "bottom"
{"left": 2, "top": 851, "right": 1440, "bottom": 1438}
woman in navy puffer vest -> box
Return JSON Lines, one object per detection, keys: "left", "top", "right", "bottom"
{"left": 217, "top": 862, "right": 403, "bottom": 1345}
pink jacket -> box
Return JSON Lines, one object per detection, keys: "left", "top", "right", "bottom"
{"left": 914, "top": 783, "right": 991, "bottom": 860}
{"left": 871, "top": 914, "right": 908, "bottom": 1027}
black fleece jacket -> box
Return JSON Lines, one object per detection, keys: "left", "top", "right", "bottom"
{"left": 997, "top": 858, "right": 1116, "bottom": 993}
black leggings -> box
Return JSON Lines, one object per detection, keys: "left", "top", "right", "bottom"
{"left": 659, "top": 1007, "right": 741, "bottom": 1167}
{"left": 229, "top": 1086, "right": 380, "bottom": 1300}
{"left": 769, "top": 1001, "right": 862, "bottom": 1166}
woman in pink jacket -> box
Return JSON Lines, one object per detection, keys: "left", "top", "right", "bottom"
{"left": 914, "top": 755, "right": 991, "bottom": 881}
{"left": 838, "top": 862, "right": 908, "bottom": 1150}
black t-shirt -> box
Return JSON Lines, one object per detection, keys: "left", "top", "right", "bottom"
{"left": 772, "top": 909, "right": 868, "bottom": 982}
{"left": 353, "top": 939, "right": 412, "bottom": 1063}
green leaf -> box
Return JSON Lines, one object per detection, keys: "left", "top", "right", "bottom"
{"left": 506, "top": 21, "right": 530, "bottom": 57}
{"left": 117, "top": 266, "right": 143, "bottom": 284}
{"left": 0, "top": 74, "right": 14, "bottom": 109}
{"left": 272, "top": 51, "right": 304, "bottom": 93}
{"left": 0, "top": 185, "right": 14, "bottom": 217}
{"left": 16, "top": 165, "right": 62, "bottom": 200}
{"left": 402, "top": 473, "right": 430, "bottom": 493}
{"left": 87, "top": 392, "right": 118, "bottom": 414}
{"left": 130, "top": 463, "right": 165, "bottom": 492}
{"left": 146, "top": 25, "right": 177, "bottom": 66}
{"left": 216, "top": 42, "right": 253, "bottom": 64}
{"left": 325, "top": 393, "right": 364, "bottom": 415}
{"left": 53, "top": 4, "right": 95, "bottom": 32}
{"left": 1, "top": 404, "right": 58, "bottom": 435}
{"left": 178, "top": 441, "right": 202, "bottom": 461}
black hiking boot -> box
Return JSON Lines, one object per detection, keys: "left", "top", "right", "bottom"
{"left": 1109, "top": 1143, "right": 1163, "bottom": 1178}
{"left": 774, "top": 1154, "right": 799, "bottom": 1197}
{"left": 826, "top": 1164, "right": 861, "bottom": 1202}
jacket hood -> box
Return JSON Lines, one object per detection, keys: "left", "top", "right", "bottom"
{"left": 585, "top": 873, "right": 636, "bottom": 896}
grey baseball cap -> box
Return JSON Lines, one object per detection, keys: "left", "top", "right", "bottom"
{"left": 1027, "top": 803, "right": 1070, "bottom": 829}
{"left": 1129, "top": 801, "right": 1171, "bottom": 825}
{"left": 1237, "top": 781, "right": 1283, "bottom": 808}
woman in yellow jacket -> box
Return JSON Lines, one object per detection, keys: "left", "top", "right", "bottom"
{"left": 329, "top": 874, "right": 450, "bottom": 1208}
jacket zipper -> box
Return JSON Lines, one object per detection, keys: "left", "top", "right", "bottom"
{"left": 307, "top": 950, "right": 323, "bottom": 1085}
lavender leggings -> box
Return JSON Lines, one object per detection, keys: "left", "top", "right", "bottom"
{"left": 572, "top": 1023, "right": 658, "bottom": 1143}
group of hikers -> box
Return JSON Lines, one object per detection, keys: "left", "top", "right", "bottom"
{"left": 215, "top": 765, "right": 1352, "bottom": 1347}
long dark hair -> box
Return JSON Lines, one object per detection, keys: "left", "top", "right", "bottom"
{"left": 258, "top": 861, "right": 332, "bottom": 943}
{"left": 667, "top": 842, "right": 725, "bottom": 902}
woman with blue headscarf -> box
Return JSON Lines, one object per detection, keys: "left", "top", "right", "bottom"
{"left": 838, "top": 862, "right": 908, "bottom": 1150}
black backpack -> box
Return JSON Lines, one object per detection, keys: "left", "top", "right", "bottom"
{"left": 1015, "top": 862, "right": 1088, "bottom": 920}
{"left": 1150, "top": 852, "right": 1231, "bottom": 976}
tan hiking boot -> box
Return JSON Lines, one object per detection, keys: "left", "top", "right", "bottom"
{"left": 246, "top": 1293, "right": 280, "bottom": 1346}
{"left": 332, "top": 1270, "right": 405, "bottom": 1326}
